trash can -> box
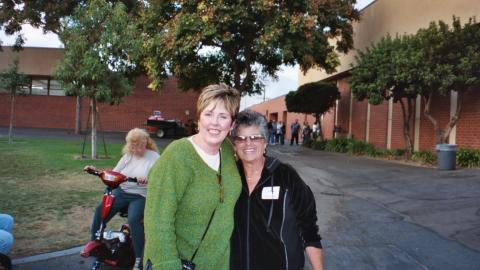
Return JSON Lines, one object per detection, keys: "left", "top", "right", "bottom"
{"left": 436, "top": 144, "right": 456, "bottom": 170}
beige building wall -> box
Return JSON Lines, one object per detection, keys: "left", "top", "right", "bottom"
{"left": 299, "top": 0, "right": 480, "bottom": 85}
{"left": 0, "top": 47, "right": 64, "bottom": 76}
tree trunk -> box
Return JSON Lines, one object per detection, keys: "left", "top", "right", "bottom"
{"left": 442, "top": 91, "right": 463, "bottom": 144}
{"left": 91, "top": 98, "right": 98, "bottom": 159}
{"left": 315, "top": 113, "right": 324, "bottom": 141}
{"left": 75, "top": 96, "right": 81, "bottom": 135}
{"left": 422, "top": 93, "right": 443, "bottom": 144}
{"left": 399, "top": 98, "right": 414, "bottom": 157}
{"left": 8, "top": 93, "right": 15, "bottom": 144}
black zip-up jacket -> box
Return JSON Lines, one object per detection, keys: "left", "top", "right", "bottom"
{"left": 230, "top": 157, "right": 322, "bottom": 270}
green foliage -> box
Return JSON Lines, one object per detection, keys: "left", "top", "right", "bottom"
{"left": 0, "top": 57, "right": 29, "bottom": 95}
{"left": 391, "top": 148, "right": 406, "bottom": 157}
{"left": 414, "top": 17, "right": 480, "bottom": 143}
{"left": 285, "top": 81, "right": 340, "bottom": 117}
{"left": 346, "top": 140, "right": 376, "bottom": 155}
{"left": 0, "top": 0, "right": 142, "bottom": 48}
{"left": 372, "top": 148, "right": 406, "bottom": 158}
{"left": 0, "top": 57, "right": 30, "bottom": 142}
{"left": 325, "top": 138, "right": 350, "bottom": 153}
{"left": 305, "top": 137, "right": 480, "bottom": 168}
{"left": 350, "top": 34, "right": 418, "bottom": 155}
{"left": 351, "top": 16, "right": 480, "bottom": 148}
{"left": 312, "top": 140, "right": 327, "bottom": 151}
{"left": 456, "top": 148, "right": 480, "bottom": 168}
{"left": 302, "top": 138, "right": 314, "bottom": 148}
{"left": 285, "top": 81, "right": 340, "bottom": 140}
{"left": 141, "top": 1, "right": 359, "bottom": 94}
{"left": 411, "top": 150, "right": 437, "bottom": 165}
{"left": 365, "top": 145, "right": 380, "bottom": 157}
{"left": 55, "top": 0, "right": 142, "bottom": 104}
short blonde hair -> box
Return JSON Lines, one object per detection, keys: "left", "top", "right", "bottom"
{"left": 197, "top": 84, "right": 241, "bottom": 119}
{"left": 122, "top": 128, "right": 159, "bottom": 155}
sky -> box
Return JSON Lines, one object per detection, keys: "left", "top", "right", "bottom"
{"left": 0, "top": 0, "right": 375, "bottom": 109}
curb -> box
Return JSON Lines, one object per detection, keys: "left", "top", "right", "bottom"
{"left": 12, "top": 246, "right": 83, "bottom": 265}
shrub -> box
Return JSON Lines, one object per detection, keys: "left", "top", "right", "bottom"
{"left": 373, "top": 148, "right": 388, "bottom": 157}
{"left": 325, "top": 138, "right": 350, "bottom": 153}
{"left": 364, "top": 143, "right": 377, "bottom": 156}
{"left": 313, "top": 140, "right": 327, "bottom": 150}
{"left": 391, "top": 149, "right": 406, "bottom": 157}
{"left": 347, "top": 140, "right": 376, "bottom": 155}
{"left": 457, "top": 148, "right": 480, "bottom": 168}
{"left": 303, "top": 138, "right": 314, "bottom": 148}
{"left": 411, "top": 150, "right": 437, "bottom": 165}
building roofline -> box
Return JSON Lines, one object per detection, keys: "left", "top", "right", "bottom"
{"left": 359, "top": 0, "right": 377, "bottom": 12}
{"left": 320, "top": 68, "right": 352, "bottom": 82}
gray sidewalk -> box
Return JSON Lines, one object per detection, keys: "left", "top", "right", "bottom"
{"left": 6, "top": 128, "right": 480, "bottom": 269}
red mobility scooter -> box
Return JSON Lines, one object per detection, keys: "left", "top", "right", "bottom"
{"left": 81, "top": 167, "right": 137, "bottom": 270}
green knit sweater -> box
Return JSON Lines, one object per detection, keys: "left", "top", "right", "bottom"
{"left": 144, "top": 138, "right": 241, "bottom": 270}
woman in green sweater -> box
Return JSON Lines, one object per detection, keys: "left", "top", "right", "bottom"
{"left": 144, "top": 84, "right": 241, "bottom": 270}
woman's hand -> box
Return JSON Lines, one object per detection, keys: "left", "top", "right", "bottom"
{"left": 137, "top": 177, "right": 148, "bottom": 185}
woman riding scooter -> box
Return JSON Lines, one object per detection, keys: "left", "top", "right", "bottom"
{"left": 86, "top": 128, "right": 159, "bottom": 270}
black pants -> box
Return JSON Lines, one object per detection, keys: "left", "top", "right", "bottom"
{"left": 290, "top": 133, "right": 299, "bottom": 145}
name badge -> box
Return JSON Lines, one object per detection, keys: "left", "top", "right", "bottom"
{"left": 261, "top": 186, "right": 280, "bottom": 200}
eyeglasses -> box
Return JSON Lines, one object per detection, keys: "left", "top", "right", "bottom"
{"left": 234, "top": 135, "right": 265, "bottom": 144}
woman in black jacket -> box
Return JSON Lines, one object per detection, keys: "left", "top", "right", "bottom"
{"left": 230, "top": 110, "right": 324, "bottom": 270}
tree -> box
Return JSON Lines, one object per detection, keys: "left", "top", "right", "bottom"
{"left": 0, "top": 0, "right": 142, "bottom": 48}
{"left": 415, "top": 17, "right": 480, "bottom": 144}
{"left": 0, "top": 57, "right": 30, "bottom": 143}
{"left": 141, "top": 0, "right": 359, "bottom": 95}
{"left": 350, "top": 34, "right": 419, "bottom": 156}
{"left": 351, "top": 16, "right": 480, "bottom": 151}
{"left": 0, "top": 0, "right": 143, "bottom": 134}
{"left": 55, "top": 0, "right": 141, "bottom": 159}
{"left": 285, "top": 81, "right": 340, "bottom": 140}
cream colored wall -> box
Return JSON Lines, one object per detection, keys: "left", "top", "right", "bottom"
{"left": 299, "top": 0, "right": 480, "bottom": 85}
{"left": 0, "top": 47, "right": 64, "bottom": 76}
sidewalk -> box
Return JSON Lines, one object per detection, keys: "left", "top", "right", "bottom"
{"left": 6, "top": 128, "right": 480, "bottom": 269}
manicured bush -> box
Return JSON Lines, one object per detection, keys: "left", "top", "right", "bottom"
{"left": 412, "top": 150, "right": 437, "bottom": 165}
{"left": 457, "top": 148, "right": 480, "bottom": 168}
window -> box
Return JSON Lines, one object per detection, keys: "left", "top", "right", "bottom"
{"left": 31, "top": 79, "right": 48, "bottom": 95}
{"left": 49, "top": 80, "right": 65, "bottom": 96}
{"left": 26, "top": 76, "right": 65, "bottom": 96}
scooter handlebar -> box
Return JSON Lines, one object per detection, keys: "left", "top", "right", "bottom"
{"left": 84, "top": 166, "right": 101, "bottom": 176}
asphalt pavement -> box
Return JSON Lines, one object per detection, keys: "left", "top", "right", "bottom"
{"left": 4, "top": 127, "right": 480, "bottom": 270}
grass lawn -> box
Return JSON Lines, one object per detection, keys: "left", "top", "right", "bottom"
{"left": 0, "top": 137, "right": 155, "bottom": 258}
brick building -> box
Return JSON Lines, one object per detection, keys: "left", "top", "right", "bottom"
{"left": 0, "top": 47, "right": 200, "bottom": 133}
{"left": 250, "top": 0, "right": 480, "bottom": 151}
